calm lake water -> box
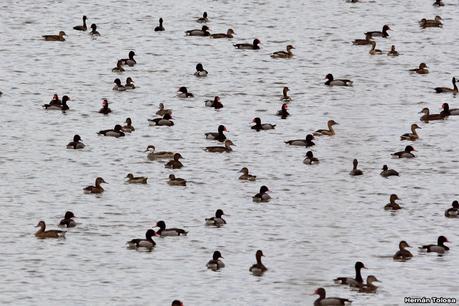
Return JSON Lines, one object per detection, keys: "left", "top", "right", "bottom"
{"left": 1, "top": 0, "right": 459, "bottom": 305}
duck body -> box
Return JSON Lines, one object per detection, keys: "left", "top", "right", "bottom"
{"left": 127, "top": 229, "right": 157, "bottom": 250}
{"left": 185, "top": 25, "right": 210, "bottom": 36}
{"left": 441, "top": 103, "right": 459, "bottom": 116}
{"left": 98, "top": 125, "right": 125, "bottom": 137}
{"left": 194, "top": 63, "right": 208, "bottom": 77}
{"left": 125, "top": 173, "right": 148, "bottom": 184}
{"left": 325, "top": 74, "right": 353, "bottom": 86}
{"left": 43, "top": 95, "right": 70, "bottom": 111}
{"left": 369, "top": 41, "right": 383, "bottom": 55}
{"left": 281, "top": 87, "right": 291, "bottom": 102}
{"left": 145, "top": 145, "right": 175, "bottom": 160}
{"left": 334, "top": 261, "right": 366, "bottom": 287}
{"left": 435, "top": 77, "right": 458, "bottom": 94}
{"left": 89, "top": 24, "right": 100, "bottom": 36}
{"left": 314, "top": 288, "right": 351, "bottom": 306}
{"left": 420, "top": 16, "right": 443, "bottom": 28}
{"left": 83, "top": 177, "right": 107, "bottom": 194}
{"left": 358, "top": 276, "right": 380, "bottom": 293}
{"left": 393, "top": 241, "right": 412, "bottom": 260}
{"left": 155, "top": 221, "right": 187, "bottom": 236}
{"left": 35, "top": 221, "right": 66, "bottom": 239}
{"left": 120, "top": 51, "right": 136, "bottom": 67}
{"left": 156, "top": 103, "right": 172, "bottom": 116}
{"left": 419, "top": 107, "right": 445, "bottom": 122}
{"left": 66, "top": 134, "right": 85, "bottom": 149}
{"left": 205, "top": 140, "right": 235, "bottom": 153}
{"left": 314, "top": 120, "right": 338, "bottom": 136}
{"left": 271, "top": 45, "right": 295, "bottom": 58}
{"left": 205, "top": 209, "right": 226, "bottom": 227}
{"left": 234, "top": 39, "right": 260, "bottom": 50}
{"left": 239, "top": 167, "right": 256, "bottom": 181}
{"left": 400, "top": 124, "right": 421, "bottom": 141}
{"left": 303, "top": 151, "right": 319, "bottom": 165}
{"left": 420, "top": 236, "right": 449, "bottom": 254}
{"left": 205, "top": 96, "right": 223, "bottom": 109}
{"left": 168, "top": 174, "right": 186, "bottom": 186}
{"left": 249, "top": 250, "right": 267, "bottom": 275}
{"left": 197, "top": 12, "right": 208, "bottom": 23}
{"left": 253, "top": 186, "right": 271, "bottom": 202}
{"left": 251, "top": 117, "right": 275, "bottom": 131}
{"left": 445, "top": 201, "right": 459, "bottom": 217}
{"left": 165, "top": 153, "right": 183, "bottom": 169}
{"left": 384, "top": 194, "right": 401, "bottom": 210}
{"left": 207, "top": 251, "right": 225, "bottom": 271}
{"left": 124, "top": 77, "right": 135, "bottom": 89}
{"left": 73, "top": 16, "right": 88, "bottom": 31}
{"left": 433, "top": 0, "right": 444, "bottom": 6}
{"left": 148, "top": 113, "right": 174, "bottom": 126}
{"left": 285, "top": 134, "right": 315, "bottom": 147}
{"left": 365, "top": 25, "right": 391, "bottom": 38}
{"left": 353, "top": 33, "right": 373, "bottom": 45}
{"left": 409, "top": 63, "right": 429, "bottom": 74}
{"left": 210, "top": 29, "right": 235, "bottom": 39}
{"left": 99, "top": 100, "right": 112, "bottom": 114}
{"left": 177, "top": 87, "right": 194, "bottom": 98}
{"left": 122, "top": 118, "right": 135, "bottom": 133}
{"left": 391, "top": 145, "right": 415, "bottom": 158}
{"left": 349, "top": 159, "right": 363, "bottom": 176}
{"left": 43, "top": 31, "right": 66, "bottom": 41}
{"left": 205, "top": 125, "right": 227, "bottom": 142}
{"left": 59, "top": 211, "right": 77, "bottom": 228}
{"left": 387, "top": 45, "right": 399, "bottom": 56}
{"left": 380, "top": 165, "right": 399, "bottom": 177}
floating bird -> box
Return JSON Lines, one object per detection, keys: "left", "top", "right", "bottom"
{"left": 313, "top": 120, "right": 338, "bottom": 136}
{"left": 185, "top": 25, "right": 210, "bottom": 36}
{"left": 303, "top": 151, "right": 319, "bottom": 165}
{"left": 391, "top": 145, "right": 415, "bottom": 158}
{"left": 324, "top": 74, "right": 353, "bottom": 86}
{"left": 66, "top": 134, "right": 85, "bottom": 149}
{"left": 281, "top": 86, "right": 291, "bottom": 102}
{"left": 122, "top": 118, "right": 135, "bottom": 132}
{"left": 205, "top": 96, "right": 223, "bottom": 109}
{"left": 194, "top": 63, "right": 208, "bottom": 77}
{"left": 334, "top": 261, "right": 366, "bottom": 287}
{"left": 165, "top": 153, "right": 184, "bottom": 169}
{"left": 124, "top": 77, "right": 135, "bottom": 89}
{"left": 120, "top": 51, "right": 136, "bottom": 67}
{"left": 276, "top": 103, "right": 289, "bottom": 119}
{"left": 177, "top": 86, "right": 194, "bottom": 98}
{"left": 349, "top": 159, "right": 363, "bottom": 176}
{"left": 145, "top": 145, "right": 175, "bottom": 160}
{"left": 358, "top": 275, "right": 380, "bottom": 293}
{"left": 35, "top": 221, "right": 66, "bottom": 239}
{"left": 154, "top": 220, "right": 188, "bottom": 236}
{"left": 387, "top": 45, "right": 399, "bottom": 56}
{"left": 43, "top": 95, "right": 70, "bottom": 110}
{"left": 148, "top": 113, "right": 174, "bottom": 126}
{"left": 205, "top": 125, "right": 227, "bottom": 142}
{"left": 73, "top": 16, "right": 88, "bottom": 31}
{"left": 365, "top": 24, "right": 391, "bottom": 38}
{"left": 409, "top": 63, "right": 429, "bottom": 74}
{"left": 420, "top": 16, "right": 443, "bottom": 28}
{"left": 154, "top": 18, "right": 165, "bottom": 31}
{"left": 239, "top": 167, "right": 256, "bottom": 181}
{"left": 112, "top": 60, "right": 125, "bottom": 73}
{"left": 89, "top": 24, "right": 100, "bottom": 36}
{"left": 207, "top": 251, "right": 225, "bottom": 271}
{"left": 125, "top": 173, "right": 148, "bottom": 184}
{"left": 352, "top": 33, "right": 373, "bottom": 45}
{"left": 249, "top": 250, "right": 267, "bottom": 275}
{"left": 313, "top": 288, "right": 351, "bottom": 306}
{"left": 271, "top": 45, "right": 295, "bottom": 58}
{"left": 420, "top": 236, "right": 450, "bottom": 254}
{"left": 168, "top": 174, "right": 187, "bottom": 186}
{"left": 83, "top": 177, "right": 107, "bottom": 194}
{"left": 234, "top": 39, "right": 261, "bottom": 50}
{"left": 369, "top": 41, "right": 382, "bottom": 55}
{"left": 156, "top": 103, "right": 172, "bottom": 116}
{"left": 127, "top": 229, "right": 157, "bottom": 250}
{"left": 205, "top": 209, "right": 226, "bottom": 227}
{"left": 113, "top": 78, "right": 126, "bottom": 91}
{"left": 210, "top": 29, "right": 235, "bottom": 39}
{"left": 445, "top": 201, "right": 459, "bottom": 218}
{"left": 419, "top": 107, "right": 446, "bottom": 122}
{"left": 384, "top": 194, "right": 401, "bottom": 210}
{"left": 251, "top": 117, "right": 275, "bottom": 131}
{"left": 393, "top": 241, "right": 413, "bottom": 260}
{"left": 43, "top": 31, "right": 66, "bottom": 41}
{"left": 98, "top": 124, "right": 125, "bottom": 137}
{"left": 59, "top": 211, "right": 77, "bottom": 228}
{"left": 197, "top": 11, "right": 208, "bottom": 23}
{"left": 253, "top": 186, "right": 271, "bottom": 202}
{"left": 434, "top": 77, "right": 458, "bottom": 94}
{"left": 380, "top": 165, "right": 399, "bottom": 177}
{"left": 400, "top": 124, "right": 421, "bottom": 141}
{"left": 205, "top": 139, "right": 235, "bottom": 153}
{"left": 285, "top": 134, "right": 315, "bottom": 147}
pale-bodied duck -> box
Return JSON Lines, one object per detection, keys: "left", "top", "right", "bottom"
{"left": 205, "top": 139, "right": 235, "bottom": 153}
{"left": 210, "top": 29, "right": 235, "bottom": 39}
{"left": 445, "top": 200, "right": 459, "bottom": 217}
{"left": 113, "top": 78, "right": 126, "bottom": 91}
{"left": 42, "top": 31, "right": 66, "bottom": 41}
{"left": 83, "top": 177, "right": 107, "bottom": 194}
{"left": 154, "top": 220, "right": 188, "bottom": 236}
{"left": 207, "top": 251, "right": 225, "bottom": 271}
{"left": 154, "top": 18, "right": 165, "bottom": 31}
{"left": 58, "top": 211, "right": 77, "bottom": 228}
{"left": 165, "top": 153, "right": 184, "bottom": 169}
{"left": 409, "top": 63, "right": 429, "bottom": 74}
{"left": 276, "top": 103, "right": 289, "bottom": 119}
{"left": 365, "top": 24, "right": 391, "bottom": 38}
{"left": 194, "top": 63, "right": 208, "bottom": 77}
{"left": 251, "top": 117, "right": 275, "bottom": 131}
{"left": 324, "top": 74, "right": 353, "bottom": 86}
{"left": 73, "top": 16, "right": 88, "bottom": 31}
{"left": 205, "top": 125, "right": 227, "bottom": 142}
{"left": 97, "top": 124, "right": 125, "bottom": 137}
{"left": 393, "top": 241, "right": 413, "bottom": 260}
{"left": 334, "top": 261, "right": 366, "bottom": 287}
{"left": 313, "top": 120, "right": 338, "bottom": 136}
{"left": 66, "top": 134, "right": 85, "bottom": 149}
{"left": 185, "top": 25, "right": 210, "bottom": 36}
{"left": 400, "top": 124, "right": 421, "bottom": 141}
{"left": 285, "top": 134, "right": 315, "bottom": 147}
{"left": 435, "top": 77, "right": 458, "bottom": 94}
{"left": 205, "top": 209, "right": 226, "bottom": 227}
{"left": 419, "top": 107, "right": 446, "bottom": 122}
{"left": 253, "top": 186, "right": 271, "bottom": 202}
{"left": 249, "top": 250, "right": 267, "bottom": 275}
{"left": 303, "top": 151, "right": 319, "bottom": 165}
{"left": 127, "top": 229, "right": 157, "bottom": 250}
{"left": 271, "top": 45, "right": 295, "bottom": 58}
{"left": 168, "top": 174, "right": 186, "bottom": 186}
{"left": 384, "top": 194, "right": 401, "bottom": 210}
{"left": 35, "top": 221, "right": 66, "bottom": 239}
{"left": 380, "top": 165, "right": 399, "bottom": 177}
{"left": 349, "top": 159, "right": 363, "bottom": 176}
{"left": 234, "top": 39, "right": 261, "bottom": 50}
{"left": 205, "top": 96, "right": 223, "bottom": 109}
{"left": 391, "top": 145, "right": 415, "bottom": 158}
{"left": 148, "top": 113, "right": 174, "bottom": 126}
{"left": 239, "top": 167, "right": 256, "bottom": 181}
{"left": 313, "top": 288, "right": 351, "bottom": 306}
{"left": 420, "top": 236, "right": 450, "bottom": 254}
{"left": 177, "top": 86, "right": 194, "bottom": 98}
{"left": 145, "top": 145, "right": 175, "bottom": 160}
{"left": 125, "top": 173, "right": 148, "bottom": 184}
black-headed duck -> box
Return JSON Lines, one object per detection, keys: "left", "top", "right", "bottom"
{"left": 234, "top": 39, "right": 261, "bottom": 50}
{"left": 324, "top": 74, "right": 353, "bottom": 86}
{"left": 420, "top": 16, "right": 443, "bottom": 28}
{"left": 83, "top": 177, "right": 107, "bottom": 194}
{"left": 125, "top": 173, "right": 148, "bottom": 184}
{"left": 120, "top": 51, "right": 136, "bottom": 67}
{"left": 125, "top": 77, "right": 135, "bottom": 89}
{"left": 113, "top": 78, "right": 126, "bottom": 91}
{"left": 239, "top": 167, "right": 256, "bottom": 181}
{"left": 433, "top": 0, "right": 444, "bottom": 6}
{"left": 365, "top": 24, "right": 391, "bottom": 38}
{"left": 122, "top": 118, "right": 135, "bottom": 132}
{"left": 127, "top": 229, "right": 157, "bottom": 250}
{"left": 197, "top": 11, "right": 209, "bottom": 23}
{"left": 205, "top": 209, "right": 226, "bottom": 227}
{"left": 194, "top": 63, "right": 208, "bottom": 77}
{"left": 154, "top": 18, "right": 165, "bottom": 31}
{"left": 205, "top": 139, "right": 235, "bottom": 153}
{"left": 349, "top": 159, "right": 363, "bottom": 176}
{"left": 43, "top": 95, "right": 70, "bottom": 110}
{"left": 112, "top": 60, "right": 125, "bottom": 73}
{"left": 313, "top": 288, "right": 351, "bottom": 306}
{"left": 207, "top": 251, "right": 225, "bottom": 271}
{"left": 420, "top": 236, "right": 450, "bottom": 254}
{"left": 99, "top": 99, "right": 112, "bottom": 114}
{"left": 358, "top": 275, "right": 380, "bottom": 293}
{"left": 380, "top": 165, "right": 399, "bottom": 177}
{"left": 441, "top": 102, "right": 459, "bottom": 116}
{"left": 391, "top": 145, "right": 415, "bottom": 158}
{"left": 154, "top": 220, "right": 188, "bottom": 236}
{"left": 42, "top": 31, "right": 66, "bottom": 41}
{"left": 314, "top": 120, "right": 338, "bottom": 136}
{"left": 303, "top": 151, "right": 319, "bottom": 165}
{"left": 98, "top": 124, "right": 125, "bottom": 137}
{"left": 205, "top": 125, "right": 227, "bottom": 142}
{"left": 276, "top": 103, "right": 289, "bottom": 119}
{"left": 419, "top": 107, "right": 445, "bottom": 122}
{"left": 251, "top": 117, "right": 275, "bottom": 131}
{"left": 165, "top": 153, "right": 184, "bottom": 169}
{"left": 369, "top": 41, "right": 382, "bottom": 55}
{"left": 387, "top": 45, "right": 399, "bottom": 56}
{"left": 249, "top": 250, "right": 267, "bottom": 275}
{"left": 253, "top": 186, "right": 271, "bottom": 202}
{"left": 205, "top": 96, "right": 223, "bottom": 109}
{"left": 35, "top": 221, "right": 66, "bottom": 239}
{"left": 58, "top": 211, "right": 77, "bottom": 228}
{"left": 177, "top": 86, "right": 194, "bottom": 98}
{"left": 281, "top": 86, "right": 291, "bottom": 102}
{"left": 334, "top": 261, "right": 366, "bottom": 287}
{"left": 66, "top": 134, "right": 85, "bottom": 149}
{"left": 352, "top": 33, "right": 373, "bottom": 45}
{"left": 435, "top": 77, "right": 458, "bottom": 94}
{"left": 89, "top": 24, "right": 100, "bottom": 36}
{"left": 148, "top": 113, "right": 174, "bottom": 126}
{"left": 393, "top": 240, "right": 413, "bottom": 260}
{"left": 73, "top": 15, "right": 88, "bottom": 31}
{"left": 185, "top": 25, "right": 210, "bottom": 36}
{"left": 145, "top": 145, "right": 175, "bottom": 160}
{"left": 168, "top": 174, "right": 187, "bottom": 186}
{"left": 156, "top": 103, "right": 172, "bottom": 116}
{"left": 445, "top": 200, "right": 459, "bottom": 217}
{"left": 384, "top": 194, "right": 401, "bottom": 210}
{"left": 271, "top": 45, "right": 295, "bottom": 58}
{"left": 409, "top": 63, "right": 429, "bottom": 74}
{"left": 285, "top": 134, "right": 315, "bottom": 147}
{"left": 171, "top": 300, "right": 183, "bottom": 306}
{"left": 210, "top": 29, "right": 235, "bottom": 39}
{"left": 401, "top": 123, "right": 421, "bottom": 141}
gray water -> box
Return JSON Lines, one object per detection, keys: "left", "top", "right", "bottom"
{"left": 1, "top": 0, "right": 459, "bottom": 305}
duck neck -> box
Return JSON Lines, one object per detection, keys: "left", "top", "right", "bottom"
{"left": 411, "top": 127, "right": 418, "bottom": 135}
{"left": 355, "top": 267, "right": 363, "bottom": 283}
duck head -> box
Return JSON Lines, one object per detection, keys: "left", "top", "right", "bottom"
{"left": 212, "top": 251, "right": 223, "bottom": 260}
{"left": 215, "top": 209, "right": 225, "bottom": 218}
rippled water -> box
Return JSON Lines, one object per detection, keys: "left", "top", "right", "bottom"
{"left": 1, "top": 0, "right": 459, "bottom": 305}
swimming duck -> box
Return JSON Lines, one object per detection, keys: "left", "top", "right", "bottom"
{"left": 112, "top": 60, "right": 125, "bottom": 73}
{"left": 435, "top": 77, "right": 458, "bottom": 94}
{"left": 380, "top": 165, "right": 399, "bottom": 177}
{"left": 58, "top": 211, "right": 77, "bottom": 228}
{"left": 445, "top": 200, "right": 459, "bottom": 217}
{"left": 419, "top": 107, "right": 445, "bottom": 122}
{"left": 125, "top": 173, "right": 148, "bottom": 184}
{"left": 285, "top": 134, "right": 315, "bottom": 147}
{"left": 251, "top": 117, "right": 275, "bottom": 131}
{"left": 205, "top": 209, "right": 226, "bottom": 227}
{"left": 205, "top": 139, "right": 235, "bottom": 153}
{"left": 207, "top": 251, "right": 225, "bottom": 271}
{"left": 334, "top": 261, "right": 366, "bottom": 287}
{"left": 393, "top": 241, "right": 413, "bottom": 260}
{"left": 276, "top": 103, "right": 289, "bottom": 119}
{"left": 253, "top": 186, "right": 271, "bottom": 202}
{"left": 365, "top": 24, "right": 391, "bottom": 38}
{"left": 148, "top": 113, "right": 174, "bottom": 126}
{"left": 358, "top": 275, "right": 380, "bottom": 293}
{"left": 281, "top": 86, "right": 291, "bottom": 102}
{"left": 35, "top": 221, "right": 66, "bottom": 239}
{"left": 249, "top": 250, "right": 267, "bottom": 275}
{"left": 83, "top": 177, "right": 107, "bottom": 194}
{"left": 145, "top": 145, "right": 175, "bottom": 160}
{"left": 120, "top": 51, "right": 136, "bottom": 67}
{"left": 73, "top": 15, "right": 88, "bottom": 31}
{"left": 400, "top": 124, "right": 421, "bottom": 141}
{"left": 127, "top": 229, "right": 157, "bottom": 250}
{"left": 48, "top": 94, "right": 61, "bottom": 106}
{"left": 369, "top": 41, "right": 383, "bottom": 55}
{"left": 168, "top": 174, "right": 187, "bottom": 186}
{"left": 324, "top": 74, "right": 353, "bottom": 86}
{"left": 43, "top": 95, "right": 70, "bottom": 110}
{"left": 441, "top": 102, "right": 459, "bottom": 116}
{"left": 313, "top": 120, "right": 338, "bottom": 136}
{"left": 409, "top": 63, "right": 429, "bottom": 74}
{"left": 113, "top": 78, "right": 126, "bottom": 91}
{"left": 210, "top": 29, "right": 235, "bottom": 39}
{"left": 205, "top": 125, "right": 227, "bottom": 142}
{"left": 154, "top": 220, "right": 188, "bottom": 236}
{"left": 97, "top": 124, "right": 125, "bottom": 137}
{"left": 349, "top": 159, "right": 363, "bottom": 176}
{"left": 433, "top": 0, "right": 444, "bottom": 6}
{"left": 239, "top": 167, "right": 256, "bottom": 181}
{"left": 171, "top": 300, "right": 183, "bottom": 306}
{"left": 352, "top": 33, "right": 373, "bottom": 45}
{"left": 66, "top": 134, "right": 85, "bottom": 149}
{"left": 89, "top": 24, "right": 100, "bottom": 36}
{"left": 122, "top": 118, "right": 135, "bottom": 132}
{"left": 42, "top": 31, "right": 66, "bottom": 41}
{"left": 271, "top": 45, "right": 295, "bottom": 58}
{"left": 391, "top": 145, "right": 415, "bottom": 158}
{"left": 194, "top": 63, "right": 208, "bottom": 77}
{"left": 156, "top": 103, "right": 172, "bottom": 116}
{"left": 387, "top": 45, "right": 399, "bottom": 56}
{"left": 205, "top": 96, "right": 223, "bottom": 109}
{"left": 197, "top": 11, "right": 208, "bottom": 23}
{"left": 303, "top": 151, "right": 319, "bottom": 165}
{"left": 420, "top": 16, "right": 443, "bottom": 28}
{"left": 234, "top": 39, "right": 261, "bottom": 50}
{"left": 165, "top": 153, "right": 184, "bottom": 169}
{"left": 154, "top": 18, "right": 165, "bottom": 31}
{"left": 313, "top": 288, "right": 351, "bottom": 306}
{"left": 99, "top": 99, "right": 112, "bottom": 114}
{"left": 125, "top": 77, "right": 135, "bottom": 89}
{"left": 177, "top": 86, "right": 194, "bottom": 98}
{"left": 384, "top": 194, "right": 401, "bottom": 210}
{"left": 420, "top": 236, "right": 450, "bottom": 254}
{"left": 185, "top": 25, "right": 210, "bottom": 36}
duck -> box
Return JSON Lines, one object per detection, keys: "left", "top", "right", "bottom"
{"left": 207, "top": 251, "right": 225, "bottom": 271}
{"left": 185, "top": 25, "right": 210, "bottom": 36}
{"left": 369, "top": 41, "right": 383, "bottom": 55}
{"left": 177, "top": 86, "right": 194, "bottom": 98}
{"left": 197, "top": 12, "right": 208, "bottom": 23}
{"left": 58, "top": 211, "right": 77, "bottom": 228}
{"left": 66, "top": 134, "right": 85, "bottom": 149}
{"left": 349, "top": 159, "right": 363, "bottom": 176}
{"left": 48, "top": 93, "right": 61, "bottom": 105}
{"left": 420, "top": 236, "right": 450, "bottom": 254}
{"left": 154, "top": 220, "right": 188, "bottom": 236}
{"left": 313, "top": 288, "right": 351, "bottom": 306}
{"left": 42, "top": 31, "right": 66, "bottom": 41}
{"left": 251, "top": 117, "right": 275, "bottom": 131}
{"left": 393, "top": 241, "right": 413, "bottom": 260}
{"left": 97, "top": 124, "right": 125, "bottom": 137}
{"left": 365, "top": 24, "right": 391, "bottom": 38}
{"left": 120, "top": 51, "right": 136, "bottom": 67}
{"left": 324, "top": 74, "right": 353, "bottom": 86}
{"left": 303, "top": 151, "right": 319, "bottom": 165}
{"left": 313, "top": 120, "right": 338, "bottom": 136}
{"left": 156, "top": 103, "right": 172, "bottom": 116}
{"left": 165, "top": 153, "right": 184, "bottom": 169}
{"left": 99, "top": 99, "right": 112, "bottom": 114}
{"left": 239, "top": 167, "right": 256, "bottom": 181}
{"left": 276, "top": 103, "right": 289, "bottom": 119}
{"left": 253, "top": 186, "right": 271, "bottom": 203}
{"left": 35, "top": 221, "right": 66, "bottom": 239}
{"left": 112, "top": 60, "right": 125, "bottom": 73}
{"left": 205, "top": 96, "right": 223, "bottom": 109}
{"left": 171, "top": 301, "right": 184, "bottom": 306}
{"left": 205, "top": 139, "right": 235, "bottom": 153}
{"left": 387, "top": 45, "right": 399, "bottom": 56}
{"left": 234, "top": 39, "right": 261, "bottom": 50}
{"left": 384, "top": 194, "right": 401, "bottom": 210}
{"left": 89, "top": 24, "right": 100, "bottom": 36}
{"left": 420, "top": 16, "right": 443, "bottom": 28}
{"left": 122, "top": 118, "right": 135, "bottom": 133}
{"left": 285, "top": 134, "right": 315, "bottom": 147}
{"left": 409, "top": 63, "right": 429, "bottom": 74}
{"left": 441, "top": 102, "right": 459, "bottom": 116}
{"left": 113, "top": 78, "right": 126, "bottom": 91}
{"left": 445, "top": 200, "right": 459, "bottom": 217}
{"left": 194, "top": 63, "right": 208, "bottom": 77}
{"left": 433, "top": 0, "right": 444, "bottom": 6}
{"left": 205, "top": 209, "right": 226, "bottom": 227}
{"left": 249, "top": 250, "right": 267, "bottom": 275}
{"left": 205, "top": 125, "right": 227, "bottom": 142}
{"left": 419, "top": 107, "right": 446, "bottom": 122}
{"left": 125, "top": 173, "right": 148, "bottom": 184}
{"left": 435, "top": 77, "right": 458, "bottom": 94}
{"left": 83, "top": 177, "right": 107, "bottom": 194}
{"left": 352, "top": 33, "right": 373, "bottom": 45}
{"left": 358, "top": 275, "right": 380, "bottom": 293}
{"left": 281, "top": 86, "right": 291, "bottom": 102}
{"left": 400, "top": 124, "right": 421, "bottom": 141}
{"left": 145, "top": 145, "right": 175, "bottom": 160}
{"left": 271, "top": 45, "right": 295, "bottom": 58}
{"left": 154, "top": 18, "right": 165, "bottom": 31}
{"left": 168, "top": 174, "right": 187, "bottom": 186}
{"left": 148, "top": 113, "right": 174, "bottom": 127}
{"left": 73, "top": 15, "right": 88, "bottom": 31}
{"left": 334, "top": 261, "right": 366, "bottom": 287}
{"left": 380, "top": 165, "right": 399, "bottom": 177}
{"left": 43, "top": 95, "right": 70, "bottom": 110}
{"left": 391, "top": 145, "right": 415, "bottom": 158}
{"left": 125, "top": 77, "right": 135, "bottom": 89}
{"left": 210, "top": 29, "right": 235, "bottom": 39}
{"left": 127, "top": 229, "right": 157, "bottom": 250}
